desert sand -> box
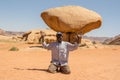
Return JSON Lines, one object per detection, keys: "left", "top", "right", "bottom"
{"left": 0, "top": 41, "right": 120, "bottom": 80}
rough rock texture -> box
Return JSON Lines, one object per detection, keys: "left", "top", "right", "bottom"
{"left": 22, "top": 29, "right": 56, "bottom": 44}
{"left": 41, "top": 6, "right": 102, "bottom": 34}
{"left": 103, "top": 34, "right": 120, "bottom": 45}
{"left": 80, "top": 39, "right": 104, "bottom": 48}
{"left": 24, "top": 30, "right": 41, "bottom": 44}
{"left": 40, "top": 29, "right": 56, "bottom": 43}
{"left": 62, "top": 32, "right": 82, "bottom": 43}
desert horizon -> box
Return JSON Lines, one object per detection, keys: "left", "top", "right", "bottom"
{"left": 0, "top": 28, "right": 120, "bottom": 80}
{"left": 0, "top": 1, "right": 120, "bottom": 80}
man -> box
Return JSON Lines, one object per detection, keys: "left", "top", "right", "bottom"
{"left": 41, "top": 32, "right": 82, "bottom": 74}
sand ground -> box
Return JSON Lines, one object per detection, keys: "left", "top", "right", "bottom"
{"left": 0, "top": 42, "right": 120, "bottom": 80}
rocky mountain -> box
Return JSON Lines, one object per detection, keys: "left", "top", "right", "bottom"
{"left": 5, "top": 31, "right": 24, "bottom": 36}
{"left": 0, "top": 28, "right": 24, "bottom": 36}
{"left": 103, "top": 34, "right": 120, "bottom": 45}
{"left": 83, "top": 36, "right": 110, "bottom": 42}
{"left": 0, "top": 29, "right": 108, "bottom": 42}
{"left": 1, "top": 28, "right": 119, "bottom": 45}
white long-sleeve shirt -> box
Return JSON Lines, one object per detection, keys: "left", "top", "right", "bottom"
{"left": 42, "top": 41, "right": 79, "bottom": 66}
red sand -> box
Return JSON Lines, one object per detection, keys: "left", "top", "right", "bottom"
{"left": 0, "top": 43, "right": 120, "bottom": 80}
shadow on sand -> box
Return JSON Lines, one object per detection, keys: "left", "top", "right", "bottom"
{"left": 14, "top": 68, "right": 48, "bottom": 72}
{"left": 29, "top": 45, "right": 43, "bottom": 48}
{"left": 27, "top": 68, "right": 48, "bottom": 72}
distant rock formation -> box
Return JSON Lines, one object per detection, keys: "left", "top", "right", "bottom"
{"left": 40, "top": 29, "right": 56, "bottom": 44}
{"left": 0, "top": 28, "right": 5, "bottom": 35}
{"left": 22, "top": 29, "right": 56, "bottom": 44}
{"left": 103, "top": 34, "right": 120, "bottom": 45}
{"left": 83, "top": 36, "right": 110, "bottom": 42}
{"left": 0, "top": 28, "right": 24, "bottom": 36}
{"left": 80, "top": 39, "right": 104, "bottom": 49}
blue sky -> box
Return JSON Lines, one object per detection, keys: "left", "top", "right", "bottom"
{"left": 0, "top": 0, "right": 120, "bottom": 37}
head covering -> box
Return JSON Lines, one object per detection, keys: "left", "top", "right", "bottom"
{"left": 56, "top": 32, "right": 63, "bottom": 36}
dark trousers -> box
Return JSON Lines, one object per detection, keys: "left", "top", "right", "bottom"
{"left": 48, "top": 63, "right": 71, "bottom": 74}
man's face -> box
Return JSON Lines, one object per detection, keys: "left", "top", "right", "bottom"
{"left": 56, "top": 34, "right": 63, "bottom": 43}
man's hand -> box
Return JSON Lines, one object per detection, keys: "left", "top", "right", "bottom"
{"left": 75, "top": 33, "right": 83, "bottom": 44}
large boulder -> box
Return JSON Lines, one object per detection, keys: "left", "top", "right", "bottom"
{"left": 41, "top": 6, "right": 102, "bottom": 34}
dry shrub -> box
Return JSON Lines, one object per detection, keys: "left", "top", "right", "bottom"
{"left": 9, "top": 47, "right": 19, "bottom": 51}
